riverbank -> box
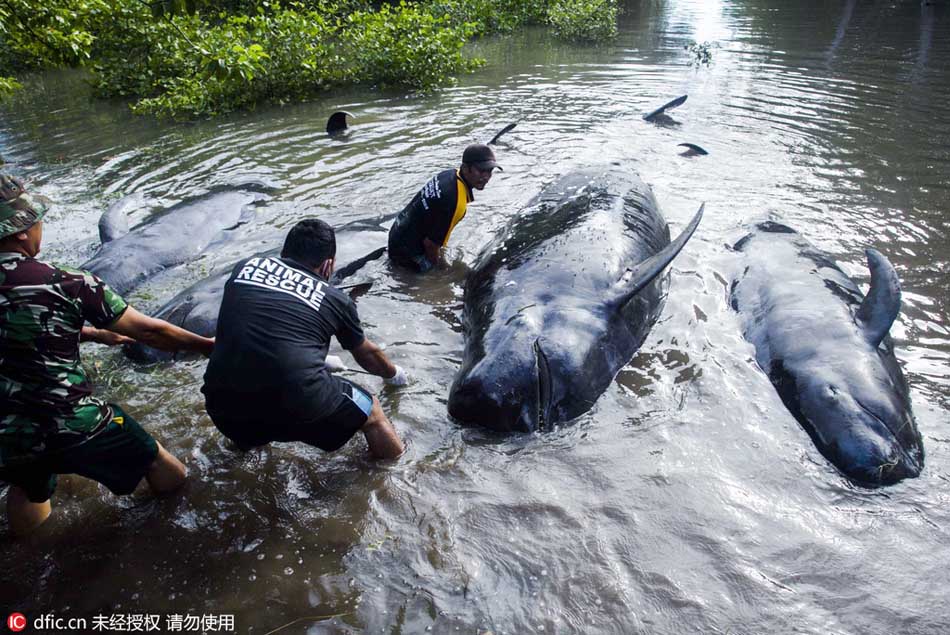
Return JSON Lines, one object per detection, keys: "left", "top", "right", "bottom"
{"left": 0, "top": 0, "right": 618, "bottom": 119}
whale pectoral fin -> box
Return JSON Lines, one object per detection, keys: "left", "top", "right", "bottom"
{"left": 677, "top": 143, "right": 708, "bottom": 155}
{"left": 856, "top": 248, "right": 901, "bottom": 347}
{"left": 331, "top": 246, "right": 387, "bottom": 283}
{"left": 609, "top": 203, "right": 704, "bottom": 309}
{"left": 343, "top": 282, "right": 374, "bottom": 301}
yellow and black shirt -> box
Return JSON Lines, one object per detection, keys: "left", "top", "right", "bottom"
{"left": 387, "top": 168, "right": 474, "bottom": 267}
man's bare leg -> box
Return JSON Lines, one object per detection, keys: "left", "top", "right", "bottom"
{"left": 7, "top": 485, "right": 51, "bottom": 537}
{"left": 362, "top": 397, "right": 404, "bottom": 459}
{"left": 145, "top": 443, "right": 187, "bottom": 493}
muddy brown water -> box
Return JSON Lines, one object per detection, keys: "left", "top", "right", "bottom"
{"left": 1, "top": 1, "right": 948, "bottom": 633}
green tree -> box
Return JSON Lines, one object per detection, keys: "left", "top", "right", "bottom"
{"left": 0, "top": 0, "right": 620, "bottom": 118}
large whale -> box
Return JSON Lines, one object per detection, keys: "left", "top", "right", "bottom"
{"left": 447, "top": 167, "right": 703, "bottom": 433}
{"left": 124, "top": 224, "right": 389, "bottom": 362}
{"left": 82, "top": 182, "right": 275, "bottom": 295}
{"left": 730, "top": 221, "right": 924, "bottom": 485}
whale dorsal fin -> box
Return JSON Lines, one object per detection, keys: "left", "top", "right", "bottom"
{"left": 609, "top": 203, "right": 704, "bottom": 309}
{"left": 326, "top": 111, "right": 353, "bottom": 136}
{"left": 856, "top": 248, "right": 901, "bottom": 347}
{"left": 98, "top": 192, "right": 143, "bottom": 243}
{"left": 644, "top": 94, "right": 687, "bottom": 121}
{"left": 488, "top": 123, "right": 517, "bottom": 145}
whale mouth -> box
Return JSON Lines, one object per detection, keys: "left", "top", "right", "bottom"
{"left": 534, "top": 338, "right": 553, "bottom": 431}
{"left": 854, "top": 398, "right": 922, "bottom": 480}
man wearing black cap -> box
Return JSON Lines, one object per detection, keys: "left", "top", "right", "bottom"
{"left": 388, "top": 144, "right": 500, "bottom": 273}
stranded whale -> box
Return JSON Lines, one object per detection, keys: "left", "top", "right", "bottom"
{"left": 730, "top": 221, "right": 924, "bottom": 486}
{"left": 124, "top": 225, "right": 389, "bottom": 363}
{"left": 82, "top": 183, "right": 275, "bottom": 295}
{"left": 448, "top": 167, "right": 703, "bottom": 433}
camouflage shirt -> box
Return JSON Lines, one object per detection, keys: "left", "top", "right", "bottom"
{"left": 0, "top": 252, "right": 128, "bottom": 466}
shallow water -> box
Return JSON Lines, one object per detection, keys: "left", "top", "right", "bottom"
{"left": 1, "top": 1, "right": 949, "bottom": 633}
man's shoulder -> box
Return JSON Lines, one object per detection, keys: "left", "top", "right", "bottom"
{"left": 418, "top": 169, "right": 458, "bottom": 208}
{"left": 0, "top": 256, "right": 91, "bottom": 293}
{"left": 321, "top": 281, "right": 357, "bottom": 308}
{"left": 436, "top": 168, "right": 460, "bottom": 189}
{"left": 1, "top": 254, "right": 53, "bottom": 276}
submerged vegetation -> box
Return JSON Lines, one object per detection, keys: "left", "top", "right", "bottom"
{"left": 685, "top": 40, "right": 717, "bottom": 66}
{"left": 0, "top": 0, "right": 620, "bottom": 119}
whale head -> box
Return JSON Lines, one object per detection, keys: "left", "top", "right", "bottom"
{"left": 448, "top": 305, "right": 619, "bottom": 433}
{"left": 448, "top": 335, "right": 550, "bottom": 433}
{"left": 774, "top": 352, "right": 923, "bottom": 486}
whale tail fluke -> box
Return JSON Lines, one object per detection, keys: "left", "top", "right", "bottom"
{"left": 609, "top": 203, "right": 704, "bottom": 310}
{"left": 857, "top": 248, "right": 901, "bottom": 347}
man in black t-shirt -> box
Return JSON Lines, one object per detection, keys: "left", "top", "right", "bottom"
{"left": 202, "top": 219, "right": 406, "bottom": 458}
{"left": 388, "top": 144, "right": 501, "bottom": 273}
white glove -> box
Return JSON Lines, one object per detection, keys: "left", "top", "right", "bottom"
{"left": 325, "top": 354, "right": 347, "bottom": 372}
{"left": 384, "top": 364, "right": 408, "bottom": 386}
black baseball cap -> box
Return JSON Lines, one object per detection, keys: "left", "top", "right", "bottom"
{"left": 462, "top": 144, "right": 503, "bottom": 171}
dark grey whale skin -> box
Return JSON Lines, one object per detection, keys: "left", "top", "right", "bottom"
{"left": 123, "top": 226, "right": 389, "bottom": 363}
{"left": 82, "top": 183, "right": 274, "bottom": 296}
{"left": 730, "top": 221, "right": 924, "bottom": 486}
{"left": 447, "top": 167, "right": 703, "bottom": 433}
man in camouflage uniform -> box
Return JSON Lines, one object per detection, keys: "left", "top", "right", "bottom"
{"left": 0, "top": 174, "right": 215, "bottom": 537}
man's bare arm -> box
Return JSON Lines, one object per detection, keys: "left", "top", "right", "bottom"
{"left": 107, "top": 306, "right": 214, "bottom": 355}
{"left": 350, "top": 339, "right": 397, "bottom": 379}
{"left": 81, "top": 325, "right": 135, "bottom": 346}
{"left": 422, "top": 237, "right": 442, "bottom": 266}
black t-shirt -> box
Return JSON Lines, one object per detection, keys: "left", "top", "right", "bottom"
{"left": 202, "top": 255, "right": 364, "bottom": 419}
{"left": 388, "top": 168, "right": 473, "bottom": 263}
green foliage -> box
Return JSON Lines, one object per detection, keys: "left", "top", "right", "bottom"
{"left": 0, "top": 0, "right": 619, "bottom": 118}
{"left": 90, "top": 4, "right": 197, "bottom": 99}
{"left": 0, "top": 76, "right": 22, "bottom": 99}
{"left": 125, "top": 5, "right": 348, "bottom": 117}
{"left": 423, "top": 0, "right": 547, "bottom": 36}
{"left": 0, "top": 0, "right": 112, "bottom": 67}
{"left": 423, "top": 0, "right": 618, "bottom": 42}
{"left": 342, "top": 2, "right": 480, "bottom": 89}
{"left": 685, "top": 40, "right": 717, "bottom": 66}
{"left": 548, "top": 0, "right": 618, "bottom": 42}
